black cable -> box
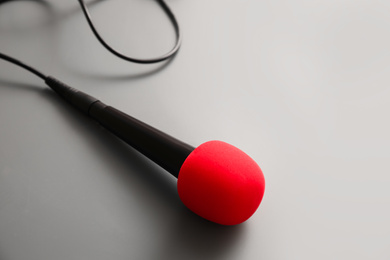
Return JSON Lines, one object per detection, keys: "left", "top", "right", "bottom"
{"left": 78, "top": 0, "right": 182, "bottom": 64}
{"left": 0, "top": 52, "right": 47, "bottom": 80}
{"left": 0, "top": 0, "right": 182, "bottom": 81}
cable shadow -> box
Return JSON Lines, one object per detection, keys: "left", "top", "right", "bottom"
{"left": 0, "top": 78, "right": 43, "bottom": 92}
{"left": 0, "top": 0, "right": 55, "bottom": 31}
{"left": 1, "top": 0, "right": 176, "bottom": 81}
{"left": 0, "top": 0, "right": 51, "bottom": 8}
{"left": 53, "top": 0, "right": 179, "bottom": 81}
{"left": 55, "top": 0, "right": 179, "bottom": 81}
{"left": 0, "top": 0, "right": 103, "bottom": 19}
{"left": 68, "top": 54, "right": 177, "bottom": 82}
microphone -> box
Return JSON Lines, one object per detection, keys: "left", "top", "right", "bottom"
{"left": 45, "top": 76, "right": 265, "bottom": 225}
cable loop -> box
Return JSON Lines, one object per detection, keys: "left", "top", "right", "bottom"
{"left": 0, "top": 0, "right": 182, "bottom": 81}
{"left": 78, "top": 0, "right": 182, "bottom": 64}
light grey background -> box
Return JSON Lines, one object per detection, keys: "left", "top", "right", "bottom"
{"left": 0, "top": 0, "right": 389, "bottom": 259}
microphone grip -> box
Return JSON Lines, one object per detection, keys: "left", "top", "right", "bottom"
{"left": 45, "top": 76, "right": 194, "bottom": 178}
{"left": 89, "top": 102, "right": 194, "bottom": 177}
{"left": 45, "top": 76, "right": 99, "bottom": 114}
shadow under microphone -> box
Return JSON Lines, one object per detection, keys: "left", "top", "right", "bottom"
{"left": 45, "top": 76, "right": 266, "bottom": 226}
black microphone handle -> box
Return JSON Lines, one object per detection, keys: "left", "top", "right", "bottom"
{"left": 45, "top": 76, "right": 194, "bottom": 178}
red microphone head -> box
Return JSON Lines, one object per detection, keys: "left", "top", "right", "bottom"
{"left": 177, "top": 140, "right": 265, "bottom": 225}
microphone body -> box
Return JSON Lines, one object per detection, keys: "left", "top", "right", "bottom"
{"left": 45, "top": 76, "right": 265, "bottom": 225}
{"left": 89, "top": 103, "right": 194, "bottom": 177}
{"left": 45, "top": 76, "right": 193, "bottom": 178}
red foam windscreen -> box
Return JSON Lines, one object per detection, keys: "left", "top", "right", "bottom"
{"left": 177, "top": 140, "right": 265, "bottom": 225}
